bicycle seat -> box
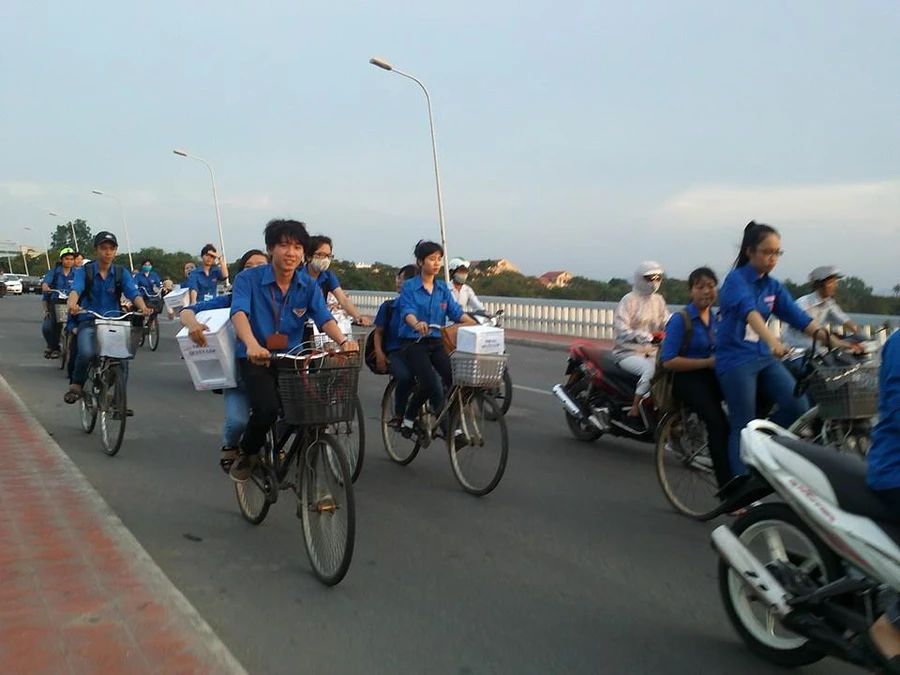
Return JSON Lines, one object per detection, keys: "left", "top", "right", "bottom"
{"left": 770, "top": 436, "right": 900, "bottom": 525}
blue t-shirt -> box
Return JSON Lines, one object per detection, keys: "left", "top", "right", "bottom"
{"left": 185, "top": 294, "right": 231, "bottom": 313}
{"left": 716, "top": 264, "right": 812, "bottom": 374}
{"left": 397, "top": 276, "right": 464, "bottom": 340}
{"left": 299, "top": 266, "right": 341, "bottom": 299}
{"left": 42, "top": 266, "right": 76, "bottom": 299}
{"left": 660, "top": 303, "right": 717, "bottom": 362}
{"left": 229, "top": 264, "right": 335, "bottom": 358}
{"left": 134, "top": 270, "right": 162, "bottom": 296}
{"left": 187, "top": 266, "right": 224, "bottom": 302}
{"left": 374, "top": 298, "right": 404, "bottom": 354}
{"left": 71, "top": 263, "right": 141, "bottom": 323}
{"left": 867, "top": 332, "right": 900, "bottom": 491}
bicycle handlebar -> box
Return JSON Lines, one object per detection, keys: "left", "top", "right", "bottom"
{"left": 78, "top": 310, "right": 140, "bottom": 321}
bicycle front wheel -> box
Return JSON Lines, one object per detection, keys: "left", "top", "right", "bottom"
{"left": 299, "top": 434, "right": 355, "bottom": 586}
{"left": 100, "top": 365, "right": 127, "bottom": 456}
{"left": 59, "top": 331, "right": 69, "bottom": 371}
{"left": 80, "top": 366, "right": 98, "bottom": 434}
{"left": 148, "top": 315, "right": 160, "bottom": 351}
{"left": 654, "top": 410, "right": 719, "bottom": 520}
{"left": 449, "top": 390, "right": 509, "bottom": 497}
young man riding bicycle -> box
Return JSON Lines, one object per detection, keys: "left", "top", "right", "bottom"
{"left": 63, "top": 231, "right": 151, "bottom": 411}
{"left": 228, "top": 219, "right": 359, "bottom": 483}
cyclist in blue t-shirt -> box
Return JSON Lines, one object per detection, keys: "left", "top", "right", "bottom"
{"left": 372, "top": 264, "right": 441, "bottom": 425}
{"left": 40, "top": 248, "right": 77, "bottom": 358}
{"left": 300, "top": 235, "right": 371, "bottom": 325}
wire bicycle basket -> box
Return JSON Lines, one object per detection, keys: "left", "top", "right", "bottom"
{"left": 450, "top": 352, "right": 508, "bottom": 388}
{"left": 276, "top": 349, "right": 362, "bottom": 425}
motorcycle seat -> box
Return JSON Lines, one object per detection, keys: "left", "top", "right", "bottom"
{"left": 577, "top": 344, "right": 610, "bottom": 367}
{"left": 600, "top": 352, "right": 639, "bottom": 390}
{"left": 771, "top": 436, "right": 900, "bottom": 525}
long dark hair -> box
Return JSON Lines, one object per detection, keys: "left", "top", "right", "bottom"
{"left": 734, "top": 220, "right": 779, "bottom": 268}
{"left": 237, "top": 249, "right": 267, "bottom": 273}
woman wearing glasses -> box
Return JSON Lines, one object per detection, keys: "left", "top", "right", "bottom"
{"left": 715, "top": 221, "right": 847, "bottom": 483}
{"left": 612, "top": 261, "right": 671, "bottom": 433}
{"left": 301, "top": 235, "right": 371, "bottom": 326}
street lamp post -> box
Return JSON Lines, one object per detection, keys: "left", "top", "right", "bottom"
{"left": 23, "top": 227, "right": 49, "bottom": 269}
{"left": 91, "top": 190, "right": 135, "bottom": 271}
{"left": 19, "top": 245, "right": 29, "bottom": 276}
{"left": 172, "top": 149, "right": 229, "bottom": 282}
{"left": 48, "top": 211, "right": 80, "bottom": 251}
{"left": 369, "top": 57, "right": 451, "bottom": 285}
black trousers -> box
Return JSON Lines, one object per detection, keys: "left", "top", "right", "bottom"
{"left": 672, "top": 369, "right": 731, "bottom": 489}
{"left": 239, "top": 359, "right": 279, "bottom": 456}
{"left": 402, "top": 339, "right": 452, "bottom": 420}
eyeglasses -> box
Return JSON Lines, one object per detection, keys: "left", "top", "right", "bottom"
{"left": 313, "top": 253, "right": 335, "bottom": 260}
{"left": 759, "top": 249, "right": 785, "bottom": 259}
{"left": 643, "top": 274, "right": 662, "bottom": 282}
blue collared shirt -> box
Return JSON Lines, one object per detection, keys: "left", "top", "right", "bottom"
{"left": 72, "top": 262, "right": 141, "bottom": 322}
{"left": 715, "top": 264, "right": 812, "bottom": 374}
{"left": 42, "top": 265, "right": 76, "bottom": 299}
{"left": 867, "top": 332, "right": 900, "bottom": 490}
{"left": 661, "top": 303, "right": 717, "bottom": 362}
{"left": 187, "top": 266, "right": 224, "bottom": 302}
{"left": 397, "top": 277, "right": 464, "bottom": 340}
{"left": 229, "top": 264, "right": 335, "bottom": 358}
{"left": 299, "top": 266, "right": 342, "bottom": 299}
{"left": 374, "top": 297, "right": 404, "bottom": 353}
{"left": 134, "top": 270, "right": 162, "bottom": 296}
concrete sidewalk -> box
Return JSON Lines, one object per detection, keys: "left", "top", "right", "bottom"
{"left": 0, "top": 374, "right": 247, "bottom": 675}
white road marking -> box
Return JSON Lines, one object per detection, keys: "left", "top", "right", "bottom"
{"left": 512, "top": 384, "right": 552, "bottom": 396}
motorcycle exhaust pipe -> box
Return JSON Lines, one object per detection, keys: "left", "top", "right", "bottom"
{"left": 551, "top": 384, "right": 607, "bottom": 431}
{"left": 711, "top": 525, "right": 792, "bottom": 618}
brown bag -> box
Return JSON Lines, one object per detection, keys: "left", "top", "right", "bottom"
{"left": 441, "top": 324, "right": 459, "bottom": 354}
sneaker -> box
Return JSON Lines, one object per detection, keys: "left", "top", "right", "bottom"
{"left": 400, "top": 419, "right": 415, "bottom": 439}
{"left": 453, "top": 429, "right": 470, "bottom": 450}
{"left": 388, "top": 416, "right": 403, "bottom": 431}
{"left": 229, "top": 454, "right": 259, "bottom": 483}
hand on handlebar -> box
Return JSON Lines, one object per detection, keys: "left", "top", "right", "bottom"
{"left": 247, "top": 342, "right": 271, "bottom": 366}
{"left": 352, "top": 316, "right": 372, "bottom": 327}
{"left": 651, "top": 331, "right": 665, "bottom": 345}
{"left": 769, "top": 341, "right": 792, "bottom": 358}
{"left": 414, "top": 321, "right": 430, "bottom": 337}
{"left": 340, "top": 339, "right": 360, "bottom": 353}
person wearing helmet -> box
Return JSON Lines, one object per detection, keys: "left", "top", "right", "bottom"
{"left": 783, "top": 265, "right": 859, "bottom": 352}
{"left": 612, "top": 261, "right": 671, "bottom": 433}
{"left": 40, "top": 247, "right": 77, "bottom": 359}
{"left": 448, "top": 258, "right": 485, "bottom": 314}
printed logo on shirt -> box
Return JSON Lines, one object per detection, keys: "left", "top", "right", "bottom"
{"left": 292, "top": 308, "right": 307, "bottom": 318}
{"left": 440, "top": 303, "right": 447, "bottom": 310}
{"left": 764, "top": 294, "right": 776, "bottom": 311}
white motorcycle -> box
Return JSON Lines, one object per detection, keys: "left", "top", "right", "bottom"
{"left": 712, "top": 419, "right": 900, "bottom": 671}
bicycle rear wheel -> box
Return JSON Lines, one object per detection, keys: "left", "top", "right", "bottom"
{"left": 80, "top": 366, "right": 98, "bottom": 434}
{"left": 100, "top": 365, "right": 127, "bottom": 456}
{"left": 449, "top": 390, "right": 509, "bottom": 496}
{"left": 148, "top": 315, "right": 160, "bottom": 351}
{"left": 299, "top": 434, "right": 355, "bottom": 586}
{"left": 59, "top": 331, "right": 69, "bottom": 371}
{"left": 331, "top": 396, "right": 365, "bottom": 482}
{"left": 655, "top": 410, "right": 720, "bottom": 520}
{"left": 380, "top": 379, "right": 420, "bottom": 465}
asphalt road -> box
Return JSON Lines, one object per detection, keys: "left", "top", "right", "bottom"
{"left": 0, "top": 295, "right": 854, "bottom": 675}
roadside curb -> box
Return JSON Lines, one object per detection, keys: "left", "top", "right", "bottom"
{"left": 0, "top": 373, "right": 249, "bottom": 675}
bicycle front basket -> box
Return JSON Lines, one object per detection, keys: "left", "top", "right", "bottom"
{"left": 450, "top": 352, "right": 508, "bottom": 387}
{"left": 807, "top": 362, "right": 879, "bottom": 420}
{"left": 276, "top": 351, "right": 361, "bottom": 425}
{"left": 51, "top": 299, "right": 69, "bottom": 324}
{"left": 93, "top": 319, "right": 140, "bottom": 360}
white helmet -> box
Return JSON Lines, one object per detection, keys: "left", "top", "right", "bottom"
{"left": 448, "top": 257, "right": 470, "bottom": 272}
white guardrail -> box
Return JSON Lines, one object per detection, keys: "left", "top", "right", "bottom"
{"left": 346, "top": 290, "right": 898, "bottom": 345}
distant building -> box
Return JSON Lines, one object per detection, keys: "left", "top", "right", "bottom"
{"left": 469, "top": 259, "right": 520, "bottom": 277}
{"left": 353, "top": 262, "right": 373, "bottom": 269}
{"left": 539, "top": 271, "right": 573, "bottom": 288}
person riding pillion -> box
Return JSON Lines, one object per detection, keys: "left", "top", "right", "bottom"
{"left": 448, "top": 258, "right": 485, "bottom": 314}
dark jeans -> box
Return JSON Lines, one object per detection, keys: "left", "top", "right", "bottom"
{"left": 67, "top": 327, "right": 78, "bottom": 383}
{"left": 388, "top": 348, "right": 443, "bottom": 418}
{"left": 71, "top": 324, "right": 129, "bottom": 387}
{"left": 718, "top": 357, "right": 809, "bottom": 477}
{"left": 42, "top": 315, "right": 62, "bottom": 350}
{"left": 402, "top": 339, "right": 452, "bottom": 421}
{"left": 239, "top": 359, "right": 279, "bottom": 456}
{"left": 672, "top": 369, "right": 731, "bottom": 490}
{"left": 874, "top": 488, "right": 900, "bottom": 627}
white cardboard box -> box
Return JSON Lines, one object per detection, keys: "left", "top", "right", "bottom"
{"left": 176, "top": 308, "right": 238, "bottom": 390}
{"left": 164, "top": 286, "right": 189, "bottom": 312}
{"left": 456, "top": 325, "right": 505, "bottom": 355}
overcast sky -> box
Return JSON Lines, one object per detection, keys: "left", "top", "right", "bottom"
{"left": 2, "top": 1, "right": 898, "bottom": 290}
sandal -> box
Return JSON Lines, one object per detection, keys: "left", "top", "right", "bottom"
{"left": 219, "top": 447, "right": 239, "bottom": 474}
{"left": 48, "top": 350, "right": 60, "bottom": 359}
{"left": 44, "top": 348, "right": 53, "bottom": 359}
{"left": 63, "top": 388, "right": 82, "bottom": 405}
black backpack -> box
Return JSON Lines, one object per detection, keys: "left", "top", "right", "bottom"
{"left": 79, "top": 262, "right": 125, "bottom": 306}
{"left": 364, "top": 302, "right": 393, "bottom": 374}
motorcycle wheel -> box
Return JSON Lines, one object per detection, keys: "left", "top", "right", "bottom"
{"left": 564, "top": 410, "right": 602, "bottom": 442}
{"left": 718, "top": 502, "right": 841, "bottom": 668}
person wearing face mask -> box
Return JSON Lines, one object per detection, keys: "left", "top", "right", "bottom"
{"left": 133, "top": 258, "right": 162, "bottom": 297}
{"left": 300, "top": 235, "right": 371, "bottom": 326}
{"left": 612, "top": 261, "right": 671, "bottom": 433}
{"left": 447, "top": 258, "right": 485, "bottom": 314}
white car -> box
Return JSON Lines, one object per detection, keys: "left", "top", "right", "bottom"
{"left": 0, "top": 274, "right": 23, "bottom": 295}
